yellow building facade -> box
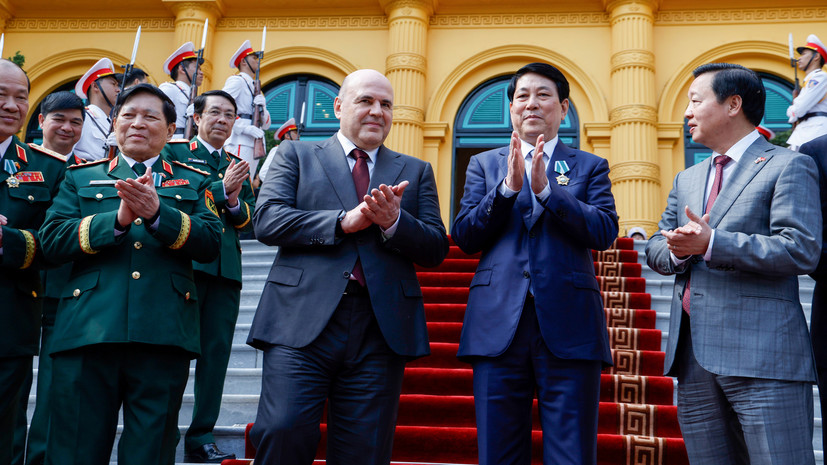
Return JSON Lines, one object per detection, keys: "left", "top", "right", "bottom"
{"left": 2, "top": 0, "right": 825, "bottom": 234}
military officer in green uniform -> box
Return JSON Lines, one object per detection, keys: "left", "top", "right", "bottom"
{"left": 18, "top": 91, "right": 86, "bottom": 465}
{"left": 38, "top": 84, "right": 222, "bottom": 465}
{"left": 0, "top": 60, "right": 67, "bottom": 465}
{"left": 163, "top": 89, "right": 254, "bottom": 463}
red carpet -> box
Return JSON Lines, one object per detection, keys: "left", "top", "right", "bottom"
{"left": 231, "top": 237, "right": 687, "bottom": 464}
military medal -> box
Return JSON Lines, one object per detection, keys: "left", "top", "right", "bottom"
{"left": 152, "top": 172, "right": 164, "bottom": 187}
{"left": 6, "top": 176, "right": 19, "bottom": 188}
{"left": 554, "top": 160, "right": 571, "bottom": 186}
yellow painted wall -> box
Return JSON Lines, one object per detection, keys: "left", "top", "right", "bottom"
{"left": 3, "top": 1, "right": 824, "bottom": 234}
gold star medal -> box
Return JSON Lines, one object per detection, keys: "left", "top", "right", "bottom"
{"left": 6, "top": 176, "right": 20, "bottom": 188}
{"left": 554, "top": 160, "right": 571, "bottom": 186}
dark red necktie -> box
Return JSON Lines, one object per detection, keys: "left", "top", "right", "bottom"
{"left": 350, "top": 149, "right": 369, "bottom": 287}
{"left": 683, "top": 155, "right": 731, "bottom": 314}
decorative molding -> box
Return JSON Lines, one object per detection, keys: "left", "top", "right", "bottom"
{"left": 392, "top": 105, "right": 425, "bottom": 123}
{"left": 655, "top": 8, "right": 827, "bottom": 24}
{"left": 610, "top": 105, "right": 658, "bottom": 124}
{"left": 429, "top": 13, "right": 609, "bottom": 28}
{"left": 423, "top": 122, "right": 449, "bottom": 142}
{"left": 609, "top": 161, "right": 660, "bottom": 183}
{"left": 386, "top": 53, "right": 426, "bottom": 73}
{"left": 6, "top": 17, "right": 174, "bottom": 31}
{"left": 610, "top": 50, "right": 655, "bottom": 72}
{"left": 216, "top": 16, "right": 387, "bottom": 30}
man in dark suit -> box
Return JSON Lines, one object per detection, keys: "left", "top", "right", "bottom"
{"left": 452, "top": 62, "right": 619, "bottom": 465}
{"left": 647, "top": 63, "right": 819, "bottom": 464}
{"left": 797, "top": 133, "right": 827, "bottom": 450}
{"left": 0, "top": 60, "right": 67, "bottom": 465}
{"left": 163, "top": 89, "right": 255, "bottom": 463}
{"left": 39, "top": 84, "right": 222, "bottom": 465}
{"left": 248, "top": 69, "right": 449, "bottom": 465}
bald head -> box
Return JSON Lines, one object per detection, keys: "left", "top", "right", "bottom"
{"left": 334, "top": 69, "right": 394, "bottom": 150}
{"left": 0, "top": 59, "right": 29, "bottom": 92}
{"left": 0, "top": 59, "right": 30, "bottom": 139}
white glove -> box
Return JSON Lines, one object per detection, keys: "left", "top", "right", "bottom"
{"left": 105, "top": 131, "right": 118, "bottom": 148}
{"left": 186, "top": 104, "right": 194, "bottom": 118}
{"left": 253, "top": 94, "right": 267, "bottom": 107}
{"left": 243, "top": 126, "right": 265, "bottom": 139}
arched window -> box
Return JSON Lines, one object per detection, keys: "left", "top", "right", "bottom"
{"left": 263, "top": 75, "right": 340, "bottom": 142}
{"left": 683, "top": 73, "right": 793, "bottom": 167}
{"left": 451, "top": 76, "right": 580, "bottom": 221}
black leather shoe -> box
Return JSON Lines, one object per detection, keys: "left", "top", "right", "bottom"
{"left": 184, "top": 443, "right": 236, "bottom": 463}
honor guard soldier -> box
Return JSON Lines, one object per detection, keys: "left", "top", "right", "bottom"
{"left": 38, "top": 84, "right": 222, "bottom": 465}
{"left": 787, "top": 34, "right": 827, "bottom": 150}
{"left": 163, "top": 89, "right": 253, "bottom": 463}
{"left": 73, "top": 58, "right": 120, "bottom": 161}
{"left": 160, "top": 43, "right": 204, "bottom": 138}
{"left": 0, "top": 60, "right": 67, "bottom": 465}
{"left": 19, "top": 91, "right": 85, "bottom": 465}
{"left": 222, "top": 40, "right": 271, "bottom": 170}
{"left": 257, "top": 117, "right": 299, "bottom": 185}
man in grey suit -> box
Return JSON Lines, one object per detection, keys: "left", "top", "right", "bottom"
{"left": 646, "top": 63, "right": 821, "bottom": 464}
{"left": 248, "top": 69, "right": 449, "bottom": 465}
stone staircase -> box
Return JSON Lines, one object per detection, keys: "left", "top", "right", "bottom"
{"left": 24, "top": 239, "right": 824, "bottom": 463}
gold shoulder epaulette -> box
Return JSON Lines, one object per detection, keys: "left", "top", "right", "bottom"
{"left": 67, "top": 158, "right": 109, "bottom": 169}
{"left": 167, "top": 139, "right": 190, "bottom": 144}
{"left": 27, "top": 143, "right": 68, "bottom": 162}
{"left": 171, "top": 159, "right": 210, "bottom": 176}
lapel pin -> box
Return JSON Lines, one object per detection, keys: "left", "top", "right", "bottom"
{"left": 556, "top": 174, "right": 569, "bottom": 186}
{"left": 754, "top": 157, "right": 766, "bottom": 164}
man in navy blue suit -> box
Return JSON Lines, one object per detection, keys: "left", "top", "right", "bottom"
{"left": 452, "top": 62, "right": 618, "bottom": 465}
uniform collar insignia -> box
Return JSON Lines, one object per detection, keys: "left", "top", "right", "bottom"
{"left": 108, "top": 157, "right": 119, "bottom": 173}
{"left": 163, "top": 159, "right": 174, "bottom": 175}
{"left": 190, "top": 140, "right": 198, "bottom": 151}
{"left": 16, "top": 144, "right": 27, "bottom": 164}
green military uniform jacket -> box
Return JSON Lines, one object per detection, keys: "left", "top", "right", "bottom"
{"left": 39, "top": 153, "right": 222, "bottom": 358}
{"left": 0, "top": 137, "right": 66, "bottom": 357}
{"left": 163, "top": 138, "right": 254, "bottom": 283}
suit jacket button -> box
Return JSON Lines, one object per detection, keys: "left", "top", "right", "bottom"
{"left": 218, "top": 173, "right": 224, "bottom": 179}
{"left": 95, "top": 193, "right": 103, "bottom": 199}
{"left": 132, "top": 271, "right": 141, "bottom": 280}
{"left": 134, "top": 218, "right": 143, "bottom": 226}
{"left": 175, "top": 194, "right": 182, "bottom": 201}
{"left": 185, "top": 292, "right": 191, "bottom": 300}
{"left": 134, "top": 242, "right": 142, "bottom": 249}
{"left": 343, "top": 271, "right": 351, "bottom": 278}
{"left": 523, "top": 270, "right": 530, "bottom": 278}
{"left": 319, "top": 238, "right": 325, "bottom": 244}
{"left": 73, "top": 289, "right": 80, "bottom": 297}
{"left": 28, "top": 194, "right": 35, "bottom": 202}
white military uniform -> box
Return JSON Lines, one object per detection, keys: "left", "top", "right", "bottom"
{"left": 159, "top": 80, "right": 192, "bottom": 137}
{"left": 73, "top": 104, "right": 111, "bottom": 162}
{"left": 222, "top": 73, "right": 271, "bottom": 169}
{"left": 787, "top": 68, "right": 827, "bottom": 150}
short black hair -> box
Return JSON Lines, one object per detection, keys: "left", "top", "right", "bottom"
{"left": 113, "top": 83, "right": 177, "bottom": 125}
{"left": 171, "top": 58, "right": 202, "bottom": 82}
{"left": 40, "top": 91, "right": 85, "bottom": 120}
{"left": 692, "top": 63, "right": 765, "bottom": 126}
{"left": 507, "top": 62, "right": 570, "bottom": 103}
{"left": 193, "top": 90, "right": 237, "bottom": 115}
{"left": 125, "top": 68, "right": 148, "bottom": 85}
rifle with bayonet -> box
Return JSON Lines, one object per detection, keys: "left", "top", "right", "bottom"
{"left": 108, "top": 26, "right": 141, "bottom": 160}
{"left": 184, "top": 19, "right": 208, "bottom": 140}
{"left": 251, "top": 27, "right": 267, "bottom": 159}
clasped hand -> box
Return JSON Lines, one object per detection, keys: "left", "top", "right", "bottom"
{"left": 505, "top": 131, "right": 548, "bottom": 195}
{"left": 116, "top": 167, "right": 160, "bottom": 227}
{"left": 661, "top": 206, "right": 712, "bottom": 258}
{"left": 340, "top": 181, "right": 409, "bottom": 234}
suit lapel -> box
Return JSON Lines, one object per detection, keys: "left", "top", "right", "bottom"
{"left": 707, "top": 138, "right": 775, "bottom": 228}
{"left": 314, "top": 136, "right": 359, "bottom": 209}
{"left": 685, "top": 157, "right": 711, "bottom": 220}
{"left": 370, "top": 146, "right": 404, "bottom": 191}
